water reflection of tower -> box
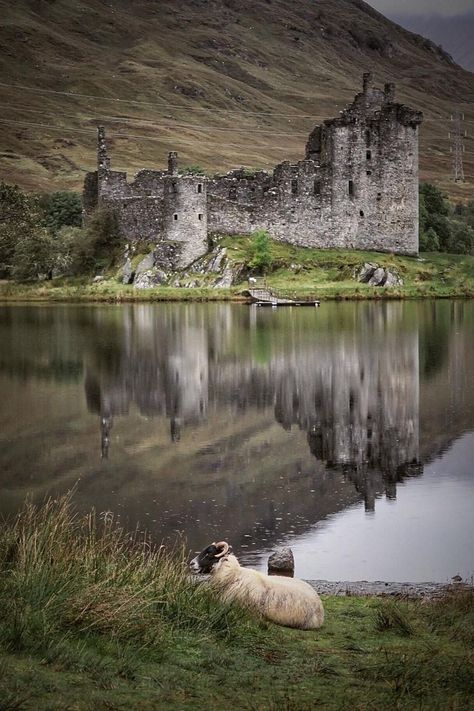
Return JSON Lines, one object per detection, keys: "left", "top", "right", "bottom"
{"left": 166, "top": 323, "right": 209, "bottom": 439}
{"left": 84, "top": 306, "right": 212, "bottom": 457}
{"left": 273, "top": 308, "right": 421, "bottom": 509}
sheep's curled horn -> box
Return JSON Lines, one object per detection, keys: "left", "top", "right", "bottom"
{"left": 213, "top": 541, "right": 230, "bottom": 558}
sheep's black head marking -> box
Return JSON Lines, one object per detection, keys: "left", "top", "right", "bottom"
{"left": 189, "top": 541, "right": 231, "bottom": 574}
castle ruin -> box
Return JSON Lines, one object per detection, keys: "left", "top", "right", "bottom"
{"left": 83, "top": 73, "right": 423, "bottom": 267}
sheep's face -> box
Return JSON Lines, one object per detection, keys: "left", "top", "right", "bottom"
{"left": 189, "top": 541, "right": 230, "bottom": 574}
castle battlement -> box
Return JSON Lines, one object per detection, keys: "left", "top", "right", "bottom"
{"left": 83, "top": 74, "right": 423, "bottom": 269}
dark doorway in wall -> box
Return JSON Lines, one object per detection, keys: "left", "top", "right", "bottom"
{"left": 197, "top": 184, "right": 202, "bottom": 194}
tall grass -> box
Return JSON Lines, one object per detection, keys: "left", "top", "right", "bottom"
{"left": 0, "top": 494, "right": 271, "bottom": 666}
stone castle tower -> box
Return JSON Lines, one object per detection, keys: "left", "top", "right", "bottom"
{"left": 83, "top": 73, "right": 423, "bottom": 268}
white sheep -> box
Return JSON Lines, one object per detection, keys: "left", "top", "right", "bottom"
{"left": 190, "top": 541, "right": 324, "bottom": 630}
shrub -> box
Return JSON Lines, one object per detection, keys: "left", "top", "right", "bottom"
{"left": 249, "top": 229, "right": 273, "bottom": 274}
{"left": 181, "top": 165, "right": 207, "bottom": 175}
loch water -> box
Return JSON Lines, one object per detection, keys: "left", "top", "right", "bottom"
{"left": 0, "top": 300, "right": 473, "bottom": 582}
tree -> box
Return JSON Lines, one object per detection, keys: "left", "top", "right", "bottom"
{"left": 419, "top": 183, "right": 449, "bottom": 217}
{"left": 11, "top": 229, "right": 56, "bottom": 281}
{"left": 39, "top": 191, "right": 82, "bottom": 236}
{"left": 0, "top": 183, "right": 42, "bottom": 277}
{"left": 249, "top": 230, "right": 272, "bottom": 274}
{"left": 73, "top": 207, "right": 122, "bottom": 274}
{"left": 419, "top": 227, "right": 440, "bottom": 252}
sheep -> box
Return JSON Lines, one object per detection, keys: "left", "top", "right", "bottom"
{"left": 190, "top": 541, "right": 324, "bottom": 630}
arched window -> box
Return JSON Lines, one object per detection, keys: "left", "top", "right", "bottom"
{"left": 197, "top": 184, "right": 202, "bottom": 194}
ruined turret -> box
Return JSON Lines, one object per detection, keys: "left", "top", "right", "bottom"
{"left": 97, "top": 126, "right": 110, "bottom": 174}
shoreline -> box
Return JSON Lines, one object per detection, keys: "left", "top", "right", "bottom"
{"left": 307, "top": 580, "right": 472, "bottom": 599}
{"left": 1, "top": 286, "right": 474, "bottom": 304}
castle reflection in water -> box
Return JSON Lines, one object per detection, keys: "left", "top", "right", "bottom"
{"left": 85, "top": 302, "right": 424, "bottom": 510}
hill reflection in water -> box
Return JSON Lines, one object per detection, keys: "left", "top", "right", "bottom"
{"left": 0, "top": 301, "right": 472, "bottom": 580}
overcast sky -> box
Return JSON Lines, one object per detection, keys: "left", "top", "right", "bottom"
{"left": 367, "top": 0, "right": 474, "bottom": 17}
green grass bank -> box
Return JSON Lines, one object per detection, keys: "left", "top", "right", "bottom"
{"left": 2, "top": 241, "right": 474, "bottom": 303}
{"left": 1, "top": 496, "right": 473, "bottom": 710}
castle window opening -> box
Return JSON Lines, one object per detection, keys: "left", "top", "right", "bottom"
{"left": 197, "top": 183, "right": 202, "bottom": 194}
{"left": 366, "top": 150, "right": 372, "bottom": 160}
{"left": 170, "top": 182, "right": 177, "bottom": 194}
{"left": 173, "top": 213, "right": 178, "bottom": 221}
{"left": 291, "top": 179, "right": 298, "bottom": 195}
{"left": 198, "top": 213, "right": 203, "bottom": 221}
{"left": 348, "top": 180, "right": 354, "bottom": 196}
{"left": 366, "top": 170, "right": 372, "bottom": 176}
{"left": 229, "top": 186, "right": 237, "bottom": 200}
{"left": 314, "top": 180, "right": 321, "bottom": 196}
{"left": 360, "top": 209, "right": 364, "bottom": 217}
{"left": 376, "top": 192, "right": 382, "bottom": 201}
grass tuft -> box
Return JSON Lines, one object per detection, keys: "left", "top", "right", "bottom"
{"left": 374, "top": 600, "right": 416, "bottom": 636}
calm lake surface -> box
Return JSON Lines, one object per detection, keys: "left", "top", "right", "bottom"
{"left": 1, "top": 300, "right": 473, "bottom": 582}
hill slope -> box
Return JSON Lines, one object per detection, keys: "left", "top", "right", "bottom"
{"left": 0, "top": 0, "right": 473, "bottom": 198}
{"left": 392, "top": 12, "right": 474, "bottom": 73}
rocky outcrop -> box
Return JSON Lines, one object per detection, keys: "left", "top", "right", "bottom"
{"left": 134, "top": 253, "right": 155, "bottom": 277}
{"left": 193, "top": 246, "right": 246, "bottom": 288}
{"left": 134, "top": 268, "right": 168, "bottom": 289}
{"left": 357, "top": 263, "right": 403, "bottom": 287}
{"left": 121, "top": 257, "right": 134, "bottom": 285}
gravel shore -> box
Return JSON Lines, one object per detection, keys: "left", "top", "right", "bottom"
{"left": 307, "top": 580, "right": 471, "bottom": 599}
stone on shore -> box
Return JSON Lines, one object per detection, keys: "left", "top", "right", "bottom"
{"left": 268, "top": 547, "right": 295, "bottom": 577}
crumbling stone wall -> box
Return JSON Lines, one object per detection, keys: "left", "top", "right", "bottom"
{"left": 82, "top": 73, "right": 422, "bottom": 267}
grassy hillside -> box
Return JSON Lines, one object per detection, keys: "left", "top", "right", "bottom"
{"left": 1, "top": 496, "right": 473, "bottom": 710}
{"left": 2, "top": 242, "right": 474, "bottom": 301}
{"left": 0, "top": 0, "right": 473, "bottom": 198}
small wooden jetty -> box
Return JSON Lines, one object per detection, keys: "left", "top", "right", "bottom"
{"left": 247, "top": 287, "right": 320, "bottom": 307}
